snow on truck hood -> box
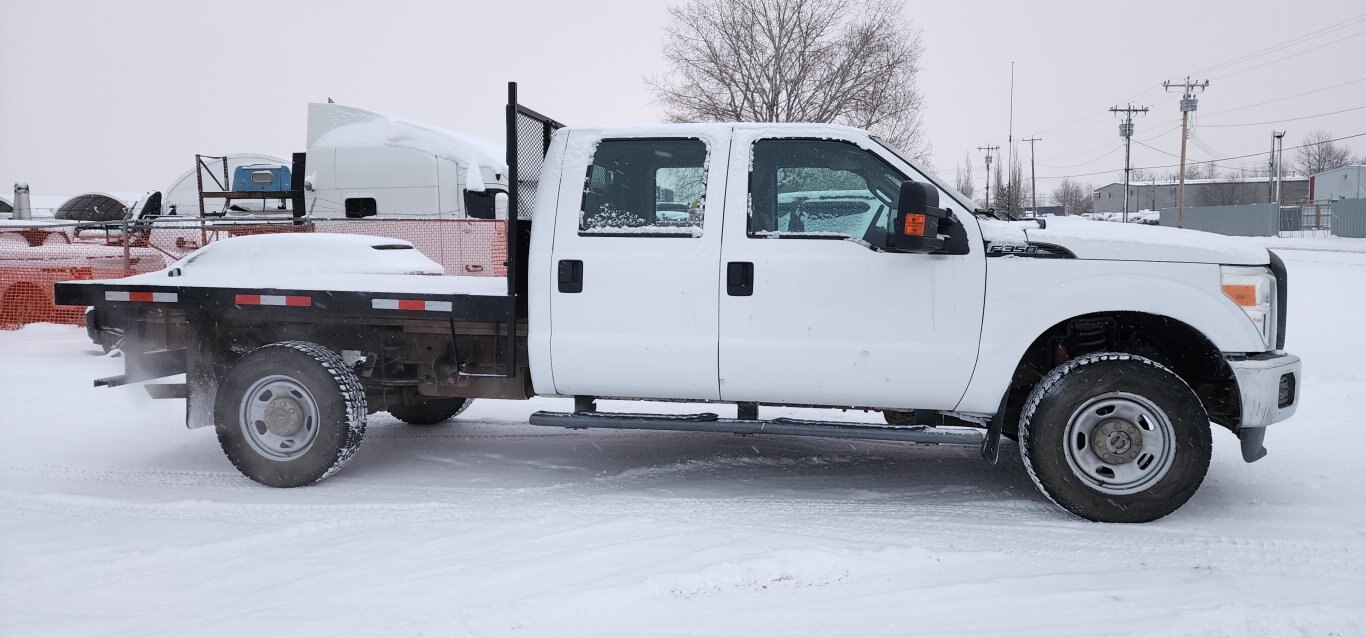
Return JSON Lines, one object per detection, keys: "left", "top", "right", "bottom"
{"left": 979, "top": 217, "right": 1270, "bottom": 265}
{"left": 123, "top": 234, "right": 444, "bottom": 284}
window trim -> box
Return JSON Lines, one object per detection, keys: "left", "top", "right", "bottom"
{"left": 577, "top": 136, "right": 710, "bottom": 239}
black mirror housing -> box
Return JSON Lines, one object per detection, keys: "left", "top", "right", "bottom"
{"left": 464, "top": 189, "right": 498, "bottom": 220}
{"left": 890, "top": 181, "right": 948, "bottom": 253}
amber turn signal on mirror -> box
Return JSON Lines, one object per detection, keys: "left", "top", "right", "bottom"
{"left": 903, "top": 213, "right": 926, "bottom": 237}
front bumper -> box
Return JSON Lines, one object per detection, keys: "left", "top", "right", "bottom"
{"left": 1226, "top": 352, "right": 1301, "bottom": 462}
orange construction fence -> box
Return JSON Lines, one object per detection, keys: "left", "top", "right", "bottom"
{"left": 0, "top": 218, "right": 508, "bottom": 329}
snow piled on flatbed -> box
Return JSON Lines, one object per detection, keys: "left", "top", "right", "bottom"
{"left": 2, "top": 242, "right": 1364, "bottom": 636}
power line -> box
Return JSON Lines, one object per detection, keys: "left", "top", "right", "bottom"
{"left": 1027, "top": 14, "right": 1365, "bottom": 144}
{"left": 1188, "top": 13, "right": 1366, "bottom": 76}
{"left": 1037, "top": 131, "right": 1366, "bottom": 180}
{"left": 1200, "top": 77, "right": 1366, "bottom": 118}
{"left": 1037, "top": 144, "right": 1123, "bottom": 170}
{"left": 1210, "top": 29, "right": 1366, "bottom": 81}
{"left": 1197, "top": 104, "right": 1366, "bottom": 128}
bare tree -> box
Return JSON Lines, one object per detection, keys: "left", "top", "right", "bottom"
{"left": 1205, "top": 169, "right": 1243, "bottom": 206}
{"left": 990, "top": 157, "right": 1006, "bottom": 210}
{"left": 998, "top": 150, "right": 1027, "bottom": 215}
{"left": 1296, "top": 129, "right": 1354, "bottom": 176}
{"left": 1163, "top": 162, "right": 1218, "bottom": 182}
{"left": 954, "top": 152, "right": 977, "bottom": 201}
{"left": 648, "top": 0, "right": 930, "bottom": 160}
{"left": 1052, "top": 178, "right": 1093, "bottom": 215}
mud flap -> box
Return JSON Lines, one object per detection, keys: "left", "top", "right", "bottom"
{"left": 1239, "top": 427, "right": 1268, "bottom": 463}
{"left": 981, "top": 392, "right": 1009, "bottom": 465}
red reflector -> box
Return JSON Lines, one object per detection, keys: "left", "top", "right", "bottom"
{"left": 903, "top": 213, "right": 927, "bottom": 237}
{"left": 235, "top": 294, "right": 261, "bottom": 305}
{"left": 285, "top": 296, "right": 312, "bottom": 307}
{"left": 128, "top": 291, "right": 154, "bottom": 302}
{"left": 397, "top": 299, "right": 426, "bottom": 311}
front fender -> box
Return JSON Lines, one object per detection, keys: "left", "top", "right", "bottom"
{"left": 955, "top": 258, "right": 1265, "bottom": 414}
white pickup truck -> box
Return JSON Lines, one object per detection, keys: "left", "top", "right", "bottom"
{"left": 56, "top": 84, "right": 1300, "bottom": 523}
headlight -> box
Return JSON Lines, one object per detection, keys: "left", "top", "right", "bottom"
{"left": 1221, "top": 265, "right": 1278, "bottom": 350}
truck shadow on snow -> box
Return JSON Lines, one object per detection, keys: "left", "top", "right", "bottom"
{"left": 340, "top": 415, "right": 1060, "bottom": 519}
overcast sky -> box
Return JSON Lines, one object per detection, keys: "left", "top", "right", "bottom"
{"left": 2, "top": 0, "right": 1363, "bottom": 201}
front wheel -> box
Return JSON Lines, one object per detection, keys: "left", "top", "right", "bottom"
{"left": 1019, "top": 353, "right": 1211, "bottom": 523}
{"left": 214, "top": 341, "right": 368, "bottom": 487}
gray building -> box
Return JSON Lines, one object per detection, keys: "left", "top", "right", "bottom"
{"left": 1093, "top": 176, "right": 1309, "bottom": 213}
{"left": 1309, "top": 164, "right": 1365, "bottom": 202}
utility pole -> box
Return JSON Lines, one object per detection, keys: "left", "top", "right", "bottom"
{"left": 1023, "top": 137, "right": 1042, "bottom": 216}
{"left": 1268, "top": 131, "right": 1278, "bottom": 203}
{"left": 1274, "top": 131, "right": 1286, "bottom": 205}
{"left": 1163, "top": 76, "right": 1210, "bottom": 229}
{"left": 1008, "top": 61, "right": 1016, "bottom": 217}
{"left": 1110, "top": 104, "right": 1149, "bottom": 224}
{"left": 978, "top": 145, "right": 1000, "bottom": 210}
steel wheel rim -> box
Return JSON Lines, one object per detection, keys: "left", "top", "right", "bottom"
{"left": 1062, "top": 392, "right": 1176, "bottom": 496}
{"left": 239, "top": 375, "right": 321, "bottom": 461}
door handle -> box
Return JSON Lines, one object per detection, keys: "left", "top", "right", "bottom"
{"left": 558, "top": 259, "right": 583, "bottom": 293}
{"left": 726, "top": 262, "right": 753, "bottom": 296}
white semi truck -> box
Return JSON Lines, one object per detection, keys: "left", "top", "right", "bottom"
{"left": 56, "top": 84, "right": 1300, "bottom": 523}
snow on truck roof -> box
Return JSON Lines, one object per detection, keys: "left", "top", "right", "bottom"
{"left": 307, "top": 102, "right": 507, "bottom": 175}
{"left": 561, "top": 122, "right": 873, "bottom": 139}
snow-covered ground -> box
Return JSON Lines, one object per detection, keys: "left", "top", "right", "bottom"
{"left": 2, "top": 246, "right": 1364, "bottom": 637}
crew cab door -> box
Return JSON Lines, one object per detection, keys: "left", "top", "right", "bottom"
{"left": 717, "top": 132, "right": 986, "bottom": 410}
{"left": 548, "top": 132, "right": 729, "bottom": 400}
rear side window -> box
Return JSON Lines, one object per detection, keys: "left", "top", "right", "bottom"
{"left": 580, "top": 138, "right": 707, "bottom": 236}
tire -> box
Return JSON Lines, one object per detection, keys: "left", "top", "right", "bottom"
{"left": 388, "top": 398, "right": 473, "bottom": 426}
{"left": 1019, "top": 353, "right": 1211, "bottom": 523}
{"left": 96, "top": 328, "right": 124, "bottom": 354}
{"left": 214, "top": 341, "right": 367, "bottom": 487}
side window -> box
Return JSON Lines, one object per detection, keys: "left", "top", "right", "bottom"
{"left": 580, "top": 138, "right": 707, "bottom": 236}
{"left": 748, "top": 139, "right": 906, "bottom": 245}
{"left": 344, "top": 197, "right": 377, "bottom": 219}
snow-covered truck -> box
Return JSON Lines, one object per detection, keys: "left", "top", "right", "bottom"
{"left": 55, "top": 84, "right": 1300, "bottom": 523}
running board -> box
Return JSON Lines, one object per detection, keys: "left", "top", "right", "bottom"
{"left": 527, "top": 411, "right": 986, "bottom": 446}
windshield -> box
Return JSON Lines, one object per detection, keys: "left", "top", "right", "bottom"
{"left": 871, "top": 136, "right": 978, "bottom": 212}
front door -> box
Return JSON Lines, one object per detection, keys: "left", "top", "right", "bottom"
{"left": 549, "top": 132, "right": 730, "bottom": 400}
{"left": 717, "top": 133, "right": 985, "bottom": 410}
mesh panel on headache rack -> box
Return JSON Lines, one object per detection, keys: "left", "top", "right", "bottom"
{"left": 514, "top": 110, "right": 559, "bottom": 220}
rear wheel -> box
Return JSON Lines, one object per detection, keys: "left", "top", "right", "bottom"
{"left": 388, "top": 398, "right": 473, "bottom": 426}
{"left": 1019, "top": 353, "right": 1211, "bottom": 523}
{"left": 214, "top": 341, "right": 367, "bottom": 487}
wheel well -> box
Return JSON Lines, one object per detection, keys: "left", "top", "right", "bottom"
{"left": 1002, "top": 312, "right": 1238, "bottom": 436}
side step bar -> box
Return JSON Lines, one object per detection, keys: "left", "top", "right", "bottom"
{"left": 527, "top": 411, "right": 985, "bottom": 446}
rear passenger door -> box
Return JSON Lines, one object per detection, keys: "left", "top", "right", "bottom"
{"left": 548, "top": 132, "right": 729, "bottom": 400}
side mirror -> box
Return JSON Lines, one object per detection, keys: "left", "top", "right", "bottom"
{"left": 889, "top": 181, "right": 948, "bottom": 253}
{"left": 464, "top": 189, "right": 497, "bottom": 220}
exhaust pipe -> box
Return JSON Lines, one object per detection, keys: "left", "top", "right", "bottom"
{"left": 13, "top": 182, "right": 31, "bottom": 220}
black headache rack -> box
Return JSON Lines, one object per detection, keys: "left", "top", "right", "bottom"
{"left": 55, "top": 82, "right": 563, "bottom": 380}
{"left": 503, "top": 81, "right": 566, "bottom": 374}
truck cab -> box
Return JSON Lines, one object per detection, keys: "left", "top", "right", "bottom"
{"left": 528, "top": 124, "right": 984, "bottom": 412}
